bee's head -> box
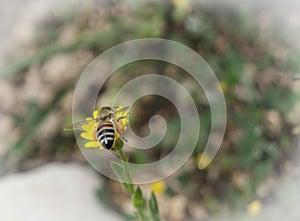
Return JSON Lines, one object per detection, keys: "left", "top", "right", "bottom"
{"left": 96, "top": 106, "right": 113, "bottom": 120}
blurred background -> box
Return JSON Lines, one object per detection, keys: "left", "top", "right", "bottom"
{"left": 1, "top": 0, "right": 300, "bottom": 220}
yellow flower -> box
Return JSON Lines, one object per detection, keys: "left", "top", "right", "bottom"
{"left": 246, "top": 200, "right": 262, "bottom": 216}
{"left": 217, "top": 81, "right": 228, "bottom": 93}
{"left": 196, "top": 152, "right": 212, "bottom": 169}
{"left": 171, "top": 0, "right": 188, "bottom": 9}
{"left": 80, "top": 106, "right": 129, "bottom": 149}
{"left": 80, "top": 111, "right": 101, "bottom": 149}
{"left": 151, "top": 181, "right": 166, "bottom": 195}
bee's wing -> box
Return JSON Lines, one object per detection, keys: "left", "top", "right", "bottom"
{"left": 64, "top": 120, "right": 94, "bottom": 131}
{"left": 111, "top": 106, "right": 130, "bottom": 114}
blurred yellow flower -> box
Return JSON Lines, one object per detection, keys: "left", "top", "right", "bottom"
{"left": 217, "top": 81, "right": 228, "bottom": 93}
{"left": 151, "top": 181, "right": 166, "bottom": 195}
{"left": 246, "top": 200, "right": 262, "bottom": 216}
{"left": 196, "top": 152, "right": 212, "bottom": 169}
{"left": 171, "top": 0, "right": 188, "bottom": 9}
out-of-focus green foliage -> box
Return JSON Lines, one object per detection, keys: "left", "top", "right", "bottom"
{"left": 1, "top": 1, "right": 299, "bottom": 220}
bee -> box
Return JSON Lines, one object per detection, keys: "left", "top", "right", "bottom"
{"left": 65, "top": 106, "right": 129, "bottom": 150}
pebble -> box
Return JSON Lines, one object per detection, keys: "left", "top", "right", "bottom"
{"left": 0, "top": 163, "right": 124, "bottom": 221}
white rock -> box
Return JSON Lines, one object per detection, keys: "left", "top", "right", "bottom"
{"left": 0, "top": 163, "right": 124, "bottom": 221}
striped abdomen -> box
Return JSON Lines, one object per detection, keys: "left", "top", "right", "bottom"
{"left": 96, "top": 121, "right": 115, "bottom": 149}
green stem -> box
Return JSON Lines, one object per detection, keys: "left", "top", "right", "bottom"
{"left": 117, "top": 149, "right": 133, "bottom": 194}
{"left": 137, "top": 208, "right": 146, "bottom": 221}
{"left": 117, "top": 149, "right": 147, "bottom": 221}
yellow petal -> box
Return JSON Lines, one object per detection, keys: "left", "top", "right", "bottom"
{"left": 82, "top": 123, "right": 94, "bottom": 132}
{"left": 85, "top": 117, "right": 93, "bottom": 121}
{"left": 115, "top": 106, "right": 123, "bottom": 118}
{"left": 115, "top": 107, "right": 129, "bottom": 130}
{"left": 121, "top": 112, "right": 129, "bottom": 128}
{"left": 80, "top": 132, "right": 94, "bottom": 141}
{"left": 93, "top": 109, "right": 99, "bottom": 119}
{"left": 85, "top": 141, "right": 101, "bottom": 148}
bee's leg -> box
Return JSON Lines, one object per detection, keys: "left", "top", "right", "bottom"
{"left": 119, "top": 134, "right": 128, "bottom": 142}
{"left": 116, "top": 128, "right": 128, "bottom": 143}
{"left": 114, "top": 118, "right": 126, "bottom": 133}
{"left": 116, "top": 116, "right": 127, "bottom": 122}
{"left": 92, "top": 130, "right": 97, "bottom": 142}
{"left": 113, "top": 121, "right": 128, "bottom": 142}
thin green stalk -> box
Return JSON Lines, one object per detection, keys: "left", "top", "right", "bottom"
{"left": 137, "top": 208, "right": 146, "bottom": 221}
{"left": 118, "top": 149, "right": 133, "bottom": 194}
{"left": 117, "top": 149, "right": 148, "bottom": 221}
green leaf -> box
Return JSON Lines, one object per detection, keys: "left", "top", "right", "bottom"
{"left": 132, "top": 187, "right": 144, "bottom": 209}
{"left": 123, "top": 183, "right": 134, "bottom": 194}
{"left": 149, "top": 191, "right": 160, "bottom": 221}
{"left": 110, "top": 161, "right": 133, "bottom": 193}
{"left": 113, "top": 139, "right": 124, "bottom": 151}
{"left": 111, "top": 161, "right": 125, "bottom": 180}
